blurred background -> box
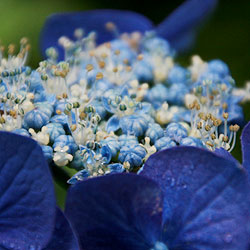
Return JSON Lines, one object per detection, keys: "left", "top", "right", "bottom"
{"left": 1, "top": 0, "right": 250, "bottom": 206}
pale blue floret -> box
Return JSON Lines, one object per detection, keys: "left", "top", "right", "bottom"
{"left": 50, "top": 114, "right": 71, "bottom": 133}
{"left": 107, "top": 163, "right": 125, "bottom": 173}
{"left": 207, "top": 59, "right": 230, "bottom": 78}
{"left": 110, "top": 39, "right": 136, "bottom": 64}
{"left": 167, "top": 83, "right": 189, "bottom": 105}
{"left": 45, "top": 122, "right": 65, "bottom": 143}
{"left": 34, "top": 102, "right": 54, "bottom": 117}
{"left": 165, "top": 122, "right": 188, "bottom": 143}
{"left": 69, "top": 150, "right": 84, "bottom": 170}
{"left": 118, "top": 134, "right": 138, "bottom": 147}
{"left": 145, "top": 84, "right": 168, "bottom": 109}
{"left": 41, "top": 145, "right": 53, "bottom": 162}
{"left": 141, "top": 35, "right": 173, "bottom": 57}
{"left": 145, "top": 123, "right": 164, "bottom": 143}
{"left": 67, "top": 170, "right": 89, "bottom": 184}
{"left": 167, "top": 65, "right": 190, "bottom": 84}
{"left": 90, "top": 100, "right": 107, "bottom": 119}
{"left": 133, "top": 60, "right": 153, "bottom": 83}
{"left": 12, "top": 128, "right": 30, "bottom": 137}
{"left": 180, "top": 136, "right": 204, "bottom": 147}
{"left": 101, "top": 136, "right": 120, "bottom": 158}
{"left": 118, "top": 143, "right": 146, "bottom": 168}
{"left": 154, "top": 136, "right": 176, "bottom": 151}
{"left": 54, "top": 99, "right": 68, "bottom": 112}
{"left": 23, "top": 109, "right": 50, "bottom": 130}
{"left": 120, "top": 114, "right": 148, "bottom": 137}
{"left": 53, "top": 135, "right": 78, "bottom": 154}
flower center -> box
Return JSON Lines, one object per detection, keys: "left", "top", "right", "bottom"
{"left": 151, "top": 241, "right": 169, "bottom": 250}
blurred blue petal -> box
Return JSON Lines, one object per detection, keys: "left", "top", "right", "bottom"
{"left": 0, "top": 132, "right": 56, "bottom": 249}
{"left": 41, "top": 10, "right": 154, "bottom": 59}
{"left": 44, "top": 208, "right": 80, "bottom": 250}
{"left": 241, "top": 122, "right": 250, "bottom": 174}
{"left": 140, "top": 146, "right": 250, "bottom": 249}
{"left": 156, "top": 0, "right": 218, "bottom": 51}
{"left": 65, "top": 174, "right": 162, "bottom": 249}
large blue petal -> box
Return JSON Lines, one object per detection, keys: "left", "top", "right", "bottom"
{"left": 156, "top": 0, "right": 218, "bottom": 51}
{"left": 241, "top": 122, "right": 250, "bottom": 174}
{"left": 44, "top": 208, "right": 79, "bottom": 250}
{"left": 0, "top": 132, "right": 56, "bottom": 249}
{"left": 65, "top": 173, "right": 163, "bottom": 250}
{"left": 140, "top": 146, "right": 250, "bottom": 249}
{"left": 41, "top": 10, "right": 154, "bottom": 59}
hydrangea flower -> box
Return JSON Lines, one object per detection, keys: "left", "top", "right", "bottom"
{"left": 0, "top": 2, "right": 245, "bottom": 184}
{"left": 0, "top": 131, "right": 79, "bottom": 249}
{"left": 64, "top": 139, "right": 250, "bottom": 249}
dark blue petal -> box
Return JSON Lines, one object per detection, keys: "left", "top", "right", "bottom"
{"left": 65, "top": 173, "right": 162, "bottom": 250}
{"left": 214, "top": 148, "right": 239, "bottom": 166}
{"left": 156, "top": 0, "right": 218, "bottom": 51}
{"left": 44, "top": 208, "right": 79, "bottom": 250}
{"left": 140, "top": 146, "right": 250, "bottom": 249}
{"left": 41, "top": 10, "right": 154, "bottom": 60}
{"left": 0, "top": 132, "right": 56, "bottom": 249}
{"left": 241, "top": 122, "right": 250, "bottom": 174}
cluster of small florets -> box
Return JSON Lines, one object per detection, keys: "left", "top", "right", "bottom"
{"left": 0, "top": 25, "right": 246, "bottom": 183}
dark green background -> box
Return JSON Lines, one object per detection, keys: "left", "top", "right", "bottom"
{"left": 1, "top": 0, "right": 250, "bottom": 206}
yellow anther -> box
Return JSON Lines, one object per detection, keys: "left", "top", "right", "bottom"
{"left": 86, "top": 64, "right": 94, "bottom": 72}
{"left": 206, "top": 141, "right": 214, "bottom": 147}
{"left": 89, "top": 51, "right": 95, "bottom": 57}
{"left": 8, "top": 44, "right": 15, "bottom": 55}
{"left": 20, "top": 37, "right": 28, "bottom": 45}
{"left": 98, "top": 61, "right": 105, "bottom": 69}
{"left": 188, "top": 103, "right": 195, "bottom": 110}
{"left": 223, "top": 112, "right": 229, "bottom": 119}
{"left": 96, "top": 72, "right": 103, "bottom": 80}
{"left": 56, "top": 109, "right": 62, "bottom": 115}
{"left": 222, "top": 103, "right": 228, "bottom": 110}
{"left": 79, "top": 111, "right": 86, "bottom": 120}
{"left": 123, "top": 59, "right": 129, "bottom": 65}
{"left": 62, "top": 93, "right": 68, "bottom": 99}
{"left": 113, "top": 67, "right": 118, "bottom": 73}
{"left": 223, "top": 135, "right": 229, "bottom": 142}
{"left": 211, "top": 134, "right": 216, "bottom": 140}
{"left": 101, "top": 53, "right": 108, "bottom": 59}
{"left": 197, "top": 121, "right": 203, "bottom": 129}
{"left": 9, "top": 110, "right": 16, "bottom": 117}
{"left": 70, "top": 124, "right": 77, "bottom": 132}
{"left": 137, "top": 54, "right": 144, "bottom": 61}
{"left": 205, "top": 125, "right": 211, "bottom": 131}
{"left": 60, "top": 70, "right": 67, "bottom": 78}
{"left": 126, "top": 66, "right": 132, "bottom": 72}
{"left": 229, "top": 125, "right": 234, "bottom": 131}
{"left": 114, "top": 50, "right": 120, "bottom": 56}
{"left": 0, "top": 116, "right": 5, "bottom": 123}
{"left": 233, "top": 124, "right": 240, "bottom": 132}
{"left": 195, "top": 104, "right": 200, "bottom": 111}
{"left": 206, "top": 113, "right": 212, "bottom": 120}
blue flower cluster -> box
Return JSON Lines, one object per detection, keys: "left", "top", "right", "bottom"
{"left": 0, "top": 7, "right": 246, "bottom": 184}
